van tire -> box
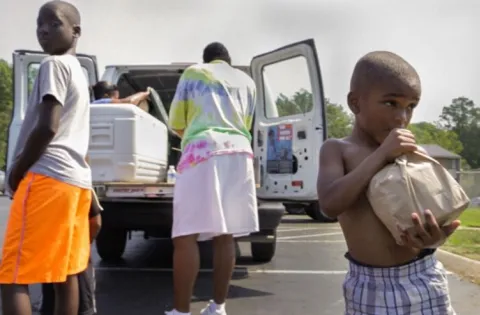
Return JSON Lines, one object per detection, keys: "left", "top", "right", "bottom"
{"left": 96, "top": 227, "right": 127, "bottom": 262}
{"left": 251, "top": 231, "right": 277, "bottom": 262}
{"left": 305, "top": 202, "right": 337, "bottom": 222}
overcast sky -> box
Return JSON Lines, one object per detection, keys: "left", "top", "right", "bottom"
{"left": 0, "top": 0, "right": 477, "bottom": 122}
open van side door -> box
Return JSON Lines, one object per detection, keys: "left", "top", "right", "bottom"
{"left": 6, "top": 50, "right": 98, "bottom": 172}
{"left": 251, "top": 39, "right": 327, "bottom": 202}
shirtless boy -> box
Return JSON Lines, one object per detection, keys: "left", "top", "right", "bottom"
{"left": 0, "top": 1, "right": 93, "bottom": 315}
{"left": 317, "top": 51, "right": 460, "bottom": 315}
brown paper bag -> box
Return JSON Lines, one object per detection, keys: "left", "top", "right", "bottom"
{"left": 367, "top": 151, "right": 470, "bottom": 246}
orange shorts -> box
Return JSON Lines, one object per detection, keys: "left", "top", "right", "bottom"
{"left": 0, "top": 172, "right": 91, "bottom": 284}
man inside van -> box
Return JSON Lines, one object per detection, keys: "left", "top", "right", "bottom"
{"left": 91, "top": 81, "right": 150, "bottom": 105}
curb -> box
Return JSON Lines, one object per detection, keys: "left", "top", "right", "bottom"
{"left": 437, "top": 249, "right": 480, "bottom": 284}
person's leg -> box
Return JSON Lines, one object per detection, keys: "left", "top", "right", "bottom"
{"left": 1, "top": 284, "right": 32, "bottom": 315}
{"left": 40, "top": 283, "right": 56, "bottom": 315}
{"left": 0, "top": 173, "right": 89, "bottom": 315}
{"left": 78, "top": 259, "right": 96, "bottom": 315}
{"left": 0, "top": 173, "right": 63, "bottom": 315}
{"left": 172, "top": 234, "right": 200, "bottom": 313}
{"left": 212, "top": 235, "right": 235, "bottom": 306}
{"left": 170, "top": 162, "right": 208, "bottom": 314}
{"left": 60, "top": 187, "right": 91, "bottom": 315}
{"left": 53, "top": 275, "right": 79, "bottom": 315}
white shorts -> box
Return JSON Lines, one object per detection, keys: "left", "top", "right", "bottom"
{"left": 172, "top": 153, "right": 259, "bottom": 241}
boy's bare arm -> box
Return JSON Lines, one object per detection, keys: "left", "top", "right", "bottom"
{"left": 89, "top": 215, "right": 102, "bottom": 243}
{"left": 318, "top": 129, "right": 418, "bottom": 217}
{"left": 317, "top": 139, "right": 387, "bottom": 218}
{"left": 89, "top": 189, "right": 103, "bottom": 243}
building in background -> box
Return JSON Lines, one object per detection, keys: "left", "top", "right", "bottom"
{"left": 420, "top": 144, "right": 480, "bottom": 199}
{"left": 420, "top": 144, "right": 461, "bottom": 175}
{"left": 420, "top": 144, "right": 462, "bottom": 185}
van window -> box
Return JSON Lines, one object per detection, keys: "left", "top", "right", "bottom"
{"left": 262, "top": 56, "right": 313, "bottom": 118}
{"left": 27, "top": 63, "right": 89, "bottom": 99}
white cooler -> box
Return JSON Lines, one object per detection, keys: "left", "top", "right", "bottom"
{"left": 88, "top": 104, "right": 169, "bottom": 183}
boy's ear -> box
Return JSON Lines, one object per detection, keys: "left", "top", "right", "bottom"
{"left": 347, "top": 92, "right": 360, "bottom": 114}
{"left": 73, "top": 25, "right": 81, "bottom": 38}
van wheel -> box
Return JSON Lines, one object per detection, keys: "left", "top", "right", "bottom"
{"left": 251, "top": 231, "right": 277, "bottom": 262}
{"left": 285, "top": 204, "right": 303, "bottom": 215}
{"left": 305, "top": 202, "right": 337, "bottom": 222}
{"left": 95, "top": 227, "right": 127, "bottom": 262}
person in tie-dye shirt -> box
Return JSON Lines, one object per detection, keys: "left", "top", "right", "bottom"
{"left": 166, "top": 43, "right": 259, "bottom": 315}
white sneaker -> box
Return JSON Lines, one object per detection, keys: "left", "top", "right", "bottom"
{"left": 200, "top": 301, "right": 227, "bottom": 315}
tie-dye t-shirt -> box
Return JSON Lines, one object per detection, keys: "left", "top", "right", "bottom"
{"left": 168, "top": 60, "right": 256, "bottom": 173}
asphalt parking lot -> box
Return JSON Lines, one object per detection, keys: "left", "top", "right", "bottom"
{"left": 0, "top": 199, "right": 479, "bottom": 314}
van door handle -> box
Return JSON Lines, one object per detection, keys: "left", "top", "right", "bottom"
{"left": 257, "top": 130, "right": 264, "bottom": 147}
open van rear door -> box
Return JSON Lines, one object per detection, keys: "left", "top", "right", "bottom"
{"left": 251, "top": 39, "right": 327, "bottom": 202}
{"left": 6, "top": 50, "right": 98, "bottom": 172}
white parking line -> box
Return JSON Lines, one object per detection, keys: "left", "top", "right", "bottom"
{"left": 94, "top": 266, "right": 454, "bottom": 276}
{"left": 94, "top": 266, "right": 348, "bottom": 275}
{"left": 277, "top": 227, "right": 321, "bottom": 233}
{"left": 254, "top": 269, "right": 347, "bottom": 275}
{"left": 278, "top": 227, "right": 341, "bottom": 233}
{"left": 278, "top": 240, "right": 345, "bottom": 243}
{"left": 277, "top": 232, "right": 344, "bottom": 240}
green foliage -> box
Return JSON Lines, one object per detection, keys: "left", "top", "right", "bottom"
{"left": 325, "top": 99, "right": 353, "bottom": 138}
{"left": 0, "top": 59, "right": 13, "bottom": 169}
{"left": 275, "top": 88, "right": 313, "bottom": 117}
{"left": 408, "top": 122, "right": 463, "bottom": 154}
{"left": 275, "top": 90, "right": 353, "bottom": 138}
{"left": 408, "top": 121, "right": 469, "bottom": 169}
{"left": 28, "top": 64, "right": 39, "bottom": 96}
{"left": 439, "top": 97, "right": 480, "bottom": 169}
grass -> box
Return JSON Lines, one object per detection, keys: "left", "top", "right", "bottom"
{"left": 442, "top": 208, "right": 480, "bottom": 261}
{"left": 443, "top": 229, "right": 480, "bottom": 261}
{"left": 458, "top": 207, "right": 480, "bottom": 228}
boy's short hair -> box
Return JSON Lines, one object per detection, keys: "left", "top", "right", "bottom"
{"left": 203, "top": 42, "right": 231, "bottom": 64}
{"left": 46, "top": 0, "right": 81, "bottom": 25}
{"left": 350, "top": 51, "right": 421, "bottom": 94}
{"left": 92, "top": 81, "right": 118, "bottom": 100}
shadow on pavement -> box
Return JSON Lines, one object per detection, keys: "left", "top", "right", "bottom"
{"left": 279, "top": 218, "right": 323, "bottom": 224}
{"left": 95, "top": 270, "right": 272, "bottom": 314}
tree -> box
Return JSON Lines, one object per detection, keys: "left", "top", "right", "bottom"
{"left": 408, "top": 122, "right": 463, "bottom": 154}
{"left": 27, "top": 64, "right": 39, "bottom": 95}
{"left": 439, "top": 97, "right": 480, "bottom": 169}
{"left": 325, "top": 99, "right": 353, "bottom": 138}
{"left": 275, "top": 88, "right": 313, "bottom": 117}
{"left": 0, "top": 59, "right": 13, "bottom": 169}
{"left": 408, "top": 121, "right": 468, "bottom": 168}
{"left": 275, "top": 90, "right": 352, "bottom": 138}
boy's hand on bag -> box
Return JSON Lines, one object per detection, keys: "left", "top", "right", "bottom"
{"left": 399, "top": 210, "right": 460, "bottom": 249}
{"left": 377, "top": 128, "right": 417, "bottom": 162}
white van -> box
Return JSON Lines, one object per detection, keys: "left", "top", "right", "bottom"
{"left": 7, "top": 39, "right": 331, "bottom": 263}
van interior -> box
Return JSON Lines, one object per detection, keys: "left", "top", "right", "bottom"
{"left": 114, "top": 66, "right": 252, "bottom": 168}
{"left": 115, "top": 68, "right": 184, "bottom": 168}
